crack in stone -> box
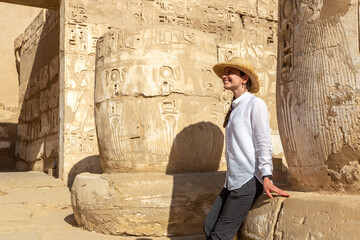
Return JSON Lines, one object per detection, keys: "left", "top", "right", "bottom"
{"left": 271, "top": 198, "right": 287, "bottom": 240}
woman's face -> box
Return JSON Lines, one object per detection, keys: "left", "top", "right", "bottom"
{"left": 222, "top": 67, "right": 248, "bottom": 92}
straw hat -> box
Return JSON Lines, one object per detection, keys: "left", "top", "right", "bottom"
{"left": 213, "top": 57, "right": 260, "bottom": 93}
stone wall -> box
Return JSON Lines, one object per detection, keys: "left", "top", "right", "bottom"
{"left": 0, "top": 3, "right": 42, "bottom": 170}
{"left": 60, "top": 0, "right": 110, "bottom": 184}
{"left": 14, "top": 9, "right": 60, "bottom": 174}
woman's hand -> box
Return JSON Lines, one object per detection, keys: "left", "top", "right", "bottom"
{"left": 263, "top": 177, "right": 290, "bottom": 199}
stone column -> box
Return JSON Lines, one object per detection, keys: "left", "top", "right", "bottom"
{"left": 72, "top": 25, "right": 229, "bottom": 239}
{"left": 277, "top": 0, "right": 360, "bottom": 192}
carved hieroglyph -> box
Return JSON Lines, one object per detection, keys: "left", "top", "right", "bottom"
{"left": 277, "top": 0, "right": 360, "bottom": 192}
{"left": 94, "top": 27, "right": 227, "bottom": 173}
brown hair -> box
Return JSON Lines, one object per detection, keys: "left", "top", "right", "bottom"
{"left": 223, "top": 71, "right": 251, "bottom": 128}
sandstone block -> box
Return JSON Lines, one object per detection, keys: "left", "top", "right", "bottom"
{"left": 71, "top": 172, "right": 225, "bottom": 237}
{"left": 241, "top": 194, "right": 285, "bottom": 240}
{"left": 241, "top": 192, "right": 360, "bottom": 240}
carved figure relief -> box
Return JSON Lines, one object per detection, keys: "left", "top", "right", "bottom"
{"left": 110, "top": 117, "right": 125, "bottom": 161}
{"left": 280, "top": 20, "right": 293, "bottom": 82}
{"left": 64, "top": 50, "right": 97, "bottom": 154}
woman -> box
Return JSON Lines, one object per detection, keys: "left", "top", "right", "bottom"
{"left": 204, "top": 57, "right": 290, "bottom": 240}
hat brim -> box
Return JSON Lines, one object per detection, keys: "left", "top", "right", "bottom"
{"left": 213, "top": 63, "right": 260, "bottom": 93}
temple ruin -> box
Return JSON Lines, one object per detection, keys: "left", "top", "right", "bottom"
{"left": 1, "top": 0, "right": 360, "bottom": 239}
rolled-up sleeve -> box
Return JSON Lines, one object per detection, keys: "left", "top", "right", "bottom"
{"left": 250, "top": 98, "right": 273, "bottom": 177}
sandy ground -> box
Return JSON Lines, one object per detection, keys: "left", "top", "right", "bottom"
{"left": 0, "top": 171, "right": 201, "bottom": 240}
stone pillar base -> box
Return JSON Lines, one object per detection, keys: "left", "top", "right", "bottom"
{"left": 71, "top": 171, "right": 225, "bottom": 237}
{"left": 240, "top": 191, "right": 360, "bottom": 239}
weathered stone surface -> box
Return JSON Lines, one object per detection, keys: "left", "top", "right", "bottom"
{"left": 277, "top": 0, "right": 360, "bottom": 192}
{"left": 0, "top": 3, "right": 42, "bottom": 171}
{"left": 95, "top": 27, "right": 227, "bottom": 174}
{"left": 241, "top": 194, "right": 285, "bottom": 240}
{"left": 15, "top": 9, "right": 60, "bottom": 174}
{"left": 240, "top": 191, "right": 360, "bottom": 240}
{"left": 61, "top": 0, "right": 104, "bottom": 184}
{"left": 71, "top": 172, "right": 225, "bottom": 237}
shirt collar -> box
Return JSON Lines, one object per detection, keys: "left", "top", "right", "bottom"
{"left": 232, "top": 92, "right": 251, "bottom": 108}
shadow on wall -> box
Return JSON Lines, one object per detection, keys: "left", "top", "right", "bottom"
{"left": 0, "top": 122, "right": 17, "bottom": 170}
{"left": 14, "top": 10, "right": 60, "bottom": 175}
{"left": 67, "top": 155, "right": 103, "bottom": 188}
{"left": 166, "top": 121, "right": 224, "bottom": 237}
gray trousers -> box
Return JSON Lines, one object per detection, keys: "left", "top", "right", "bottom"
{"left": 203, "top": 177, "right": 263, "bottom": 240}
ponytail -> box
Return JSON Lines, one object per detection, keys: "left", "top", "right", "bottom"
{"left": 223, "top": 96, "right": 235, "bottom": 128}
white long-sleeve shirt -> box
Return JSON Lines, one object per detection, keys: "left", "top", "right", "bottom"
{"left": 225, "top": 92, "right": 273, "bottom": 190}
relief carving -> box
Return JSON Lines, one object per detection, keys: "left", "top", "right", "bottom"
{"left": 51, "top": 106, "right": 59, "bottom": 133}
{"left": 70, "top": 6, "right": 87, "bottom": 23}
{"left": 159, "top": 66, "right": 175, "bottom": 96}
{"left": 65, "top": 132, "right": 97, "bottom": 154}
{"left": 31, "top": 96, "right": 40, "bottom": 120}
{"left": 217, "top": 43, "right": 240, "bottom": 62}
{"left": 68, "top": 27, "right": 90, "bottom": 53}
{"left": 94, "top": 26, "right": 226, "bottom": 174}
{"left": 277, "top": 0, "right": 360, "bottom": 191}
{"left": 40, "top": 65, "right": 49, "bottom": 90}
{"left": 25, "top": 99, "right": 31, "bottom": 122}
{"left": 163, "top": 115, "right": 176, "bottom": 154}
{"left": 49, "top": 82, "right": 59, "bottom": 109}
{"left": 14, "top": 9, "right": 60, "bottom": 173}
{"left": 279, "top": 20, "right": 293, "bottom": 82}
{"left": 162, "top": 81, "right": 173, "bottom": 96}
{"left": 161, "top": 98, "right": 178, "bottom": 114}
{"left": 49, "top": 55, "right": 59, "bottom": 81}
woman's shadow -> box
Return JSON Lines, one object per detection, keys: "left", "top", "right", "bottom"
{"left": 166, "top": 121, "right": 224, "bottom": 238}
